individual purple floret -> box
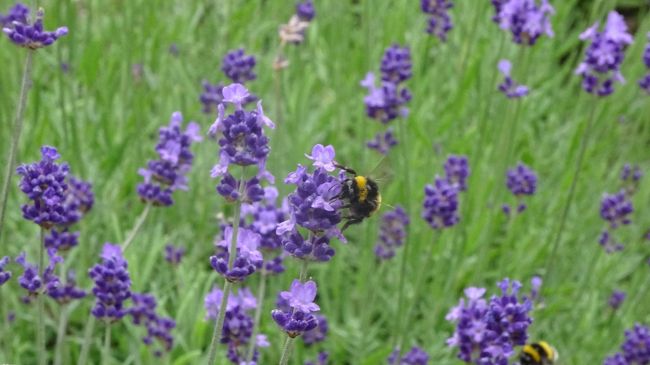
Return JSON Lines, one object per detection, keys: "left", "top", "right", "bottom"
{"left": 16, "top": 146, "right": 70, "bottom": 228}
{"left": 498, "top": 59, "right": 529, "bottom": 98}
{"left": 576, "top": 11, "right": 633, "bottom": 96}
{"left": 497, "top": 0, "right": 555, "bottom": 46}
{"left": 600, "top": 191, "right": 633, "bottom": 228}
{"left": 422, "top": 177, "right": 459, "bottom": 229}
{"left": 272, "top": 281, "right": 320, "bottom": 337}
{"left": 374, "top": 206, "right": 409, "bottom": 260}
{"left": 361, "top": 72, "right": 412, "bottom": 124}
{"left": 608, "top": 290, "right": 626, "bottom": 310}
{"left": 296, "top": 0, "right": 316, "bottom": 21}
{"left": 421, "top": 0, "right": 453, "bottom": 42}
{"left": 367, "top": 128, "right": 398, "bottom": 155}
{"left": 137, "top": 112, "right": 202, "bottom": 207}
{"left": 530, "top": 276, "right": 542, "bottom": 302}
{"left": 388, "top": 346, "right": 430, "bottom": 365}
{"left": 0, "top": 256, "right": 12, "bottom": 286}
{"left": 604, "top": 324, "right": 650, "bottom": 365}
{"left": 305, "top": 351, "right": 329, "bottom": 365}
{"left": 222, "top": 48, "right": 257, "bottom": 84}
{"left": 381, "top": 44, "right": 412, "bottom": 84}
{"left": 210, "top": 226, "right": 263, "bottom": 282}
{"left": 2, "top": 6, "right": 68, "bottom": 49}
{"left": 303, "top": 314, "right": 328, "bottom": 345}
{"left": 446, "top": 280, "right": 533, "bottom": 364}
{"left": 164, "top": 244, "right": 185, "bottom": 266}
{"left": 88, "top": 243, "right": 131, "bottom": 322}
{"left": 129, "top": 292, "right": 176, "bottom": 356}
{"left": 444, "top": 155, "right": 470, "bottom": 192}
{"left": 47, "top": 269, "right": 86, "bottom": 304}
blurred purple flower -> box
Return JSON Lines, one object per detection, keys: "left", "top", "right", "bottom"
{"left": 422, "top": 177, "right": 459, "bottom": 229}
{"left": 303, "top": 314, "right": 328, "bottom": 345}
{"left": 374, "top": 206, "right": 409, "bottom": 260}
{"left": 2, "top": 6, "right": 68, "bottom": 49}
{"left": 0, "top": 256, "right": 12, "bottom": 286}
{"left": 296, "top": 0, "right": 316, "bottom": 21}
{"left": 305, "top": 351, "right": 329, "bottom": 365}
{"left": 444, "top": 155, "right": 470, "bottom": 192}
{"left": 222, "top": 48, "right": 256, "bottom": 84}
{"left": 164, "top": 244, "right": 185, "bottom": 266}
{"left": 0, "top": 3, "right": 29, "bottom": 27}
{"left": 129, "top": 292, "right": 175, "bottom": 356}
{"left": 498, "top": 59, "right": 529, "bottom": 98}
{"left": 497, "top": 0, "right": 555, "bottom": 46}
{"left": 421, "top": 0, "right": 453, "bottom": 41}
{"left": 388, "top": 346, "right": 430, "bottom": 365}
{"left": 600, "top": 191, "right": 633, "bottom": 229}
{"left": 608, "top": 290, "right": 626, "bottom": 310}
{"left": 367, "top": 128, "right": 398, "bottom": 155}
{"left": 381, "top": 44, "right": 413, "bottom": 83}
{"left": 604, "top": 324, "right": 650, "bottom": 364}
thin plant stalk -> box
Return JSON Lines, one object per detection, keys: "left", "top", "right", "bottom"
{"left": 0, "top": 50, "right": 35, "bottom": 239}
{"left": 245, "top": 271, "right": 268, "bottom": 362}
{"left": 77, "top": 316, "right": 96, "bottom": 365}
{"left": 54, "top": 305, "right": 71, "bottom": 365}
{"left": 37, "top": 227, "right": 46, "bottom": 365}
{"left": 122, "top": 203, "right": 152, "bottom": 252}
{"left": 544, "top": 101, "right": 599, "bottom": 280}
{"left": 276, "top": 261, "right": 310, "bottom": 365}
{"left": 102, "top": 324, "right": 111, "bottom": 365}
{"left": 206, "top": 169, "right": 247, "bottom": 365}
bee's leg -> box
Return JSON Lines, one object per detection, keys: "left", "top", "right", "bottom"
{"left": 341, "top": 217, "right": 364, "bottom": 231}
{"left": 334, "top": 163, "right": 357, "bottom": 176}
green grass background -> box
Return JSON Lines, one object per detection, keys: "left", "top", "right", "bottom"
{"left": 1, "top": 0, "right": 649, "bottom": 364}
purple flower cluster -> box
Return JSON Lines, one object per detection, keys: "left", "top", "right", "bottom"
{"left": 496, "top": 0, "right": 555, "bottom": 46}
{"left": 422, "top": 177, "right": 459, "bottom": 230}
{"left": 621, "top": 164, "right": 642, "bottom": 196}
{"left": 129, "top": 293, "right": 176, "bottom": 356}
{"left": 210, "top": 226, "right": 264, "bottom": 282}
{"left": 222, "top": 48, "right": 257, "bottom": 84}
{"left": 47, "top": 269, "right": 86, "bottom": 304}
{"left": 576, "top": 11, "right": 633, "bottom": 96}
{"left": 303, "top": 314, "right": 329, "bottom": 345}
{"left": 137, "top": 112, "right": 202, "bottom": 206}
{"left": 608, "top": 290, "right": 626, "bottom": 310}
{"left": 164, "top": 244, "right": 185, "bottom": 266}
{"left": 88, "top": 244, "right": 132, "bottom": 322}
{"left": 444, "top": 155, "right": 470, "bottom": 192}
{"left": 603, "top": 324, "right": 650, "bottom": 365}
{"left": 16, "top": 146, "right": 70, "bottom": 228}
{"left": 2, "top": 5, "right": 68, "bottom": 49}
{"left": 367, "top": 128, "right": 398, "bottom": 155}
{"left": 16, "top": 249, "right": 61, "bottom": 298}
{"left": 503, "top": 163, "right": 537, "bottom": 215}
{"left": 601, "top": 191, "right": 633, "bottom": 229}
{"left": 421, "top": 0, "right": 453, "bottom": 41}
{"left": 497, "top": 59, "right": 529, "bottom": 98}
{"left": 446, "top": 279, "right": 533, "bottom": 364}
{"left": 44, "top": 175, "right": 94, "bottom": 252}
{"left": 374, "top": 206, "right": 410, "bottom": 260}
{"left": 0, "top": 256, "right": 11, "bottom": 286}
{"left": 640, "top": 33, "right": 650, "bottom": 94}
{"left": 361, "top": 45, "right": 412, "bottom": 125}
{"left": 305, "top": 351, "right": 329, "bottom": 365}
{"left": 272, "top": 280, "right": 320, "bottom": 338}
{"left": 205, "top": 287, "right": 267, "bottom": 363}
{"left": 388, "top": 346, "right": 430, "bottom": 365}
{"left": 296, "top": 0, "right": 316, "bottom": 22}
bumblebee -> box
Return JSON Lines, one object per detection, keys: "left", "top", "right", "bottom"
{"left": 335, "top": 163, "right": 382, "bottom": 231}
{"left": 519, "top": 341, "right": 558, "bottom": 365}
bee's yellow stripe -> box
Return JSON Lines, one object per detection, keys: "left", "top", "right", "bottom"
{"left": 538, "top": 341, "right": 555, "bottom": 360}
{"left": 523, "top": 345, "right": 541, "bottom": 362}
{"left": 355, "top": 176, "right": 368, "bottom": 202}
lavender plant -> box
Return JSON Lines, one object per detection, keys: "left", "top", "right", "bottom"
{"left": 388, "top": 346, "right": 430, "bottom": 364}
{"left": 420, "top": 0, "right": 453, "bottom": 42}
{"left": 640, "top": 33, "right": 650, "bottom": 94}
{"left": 503, "top": 163, "right": 537, "bottom": 215}
{"left": 603, "top": 324, "right": 650, "bottom": 364}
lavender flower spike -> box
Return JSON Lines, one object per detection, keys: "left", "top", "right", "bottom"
{"left": 600, "top": 190, "right": 633, "bottom": 228}
{"left": 603, "top": 324, "right": 650, "bottom": 364}
{"left": 222, "top": 48, "right": 257, "bottom": 84}
{"left": 88, "top": 243, "right": 131, "bottom": 322}
{"left": 608, "top": 290, "right": 626, "bottom": 310}
{"left": 639, "top": 32, "right": 650, "bottom": 94}
{"left": 497, "top": 0, "right": 555, "bottom": 46}
{"left": 2, "top": 6, "right": 68, "bottom": 49}
{"left": 210, "top": 226, "right": 264, "bottom": 282}
{"left": 421, "top": 0, "right": 453, "bottom": 42}
{"left": 0, "top": 256, "right": 12, "bottom": 286}
{"left": 498, "top": 59, "right": 529, "bottom": 98}
{"left": 422, "top": 177, "right": 459, "bottom": 229}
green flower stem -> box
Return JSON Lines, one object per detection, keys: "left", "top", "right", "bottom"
{"left": 102, "top": 324, "right": 111, "bottom": 365}
{"left": 0, "top": 50, "right": 34, "bottom": 240}
{"left": 77, "top": 316, "right": 96, "bottom": 365}
{"left": 38, "top": 227, "right": 46, "bottom": 365}
{"left": 54, "top": 305, "right": 70, "bottom": 365}
{"left": 278, "top": 335, "right": 295, "bottom": 365}
{"left": 121, "top": 202, "right": 152, "bottom": 252}
{"left": 206, "top": 168, "right": 246, "bottom": 365}
{"left": 245, "top": 271, "right": 268, "bottom": 362}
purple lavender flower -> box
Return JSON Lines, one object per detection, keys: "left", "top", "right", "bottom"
{"left": 367, "top": 128, "right": 398, "bottom": 155}
{"left": 303, "top": 314, "right": 328, "bottom": 345}
{"left": 88, "top": 243, "right": 131, "bottom": 322}
{"left": 16, "top": 146, "right": 70, "bottom": 228}
{"left": 305, "top": 351, "right": 329, "bottom": 365}
{"left": 0, "top": 256, "right": 12, "bottom": 286}
{"left": 621, "top": 164, "right": 643, "bottom": 184}
{"left": 164, "top": 244, "right": 185, "bottom": 266}
{"left": 604, "top": 324, "right": 650, "bottom": 364}
{"left": 640, "top": 34, "right": 650, "bottom": 93}
{"left": 129, "top": 292, "right": 176, "bottom": 356}
{"left": 530, "top": 276, "right": 542, "bottom": 302}
{"left": 608, "top": 290, "right": 626, "bottom": 310}
{"left": 222, "top": 48, "right": 257, "bottom": 84}
{"left": 137, "top": 112, "right": 202, "bottom": 207}
{"left": 47, "top": 269, "right": 86, "bottom": 304}
{"left": 446, "top": 280, "right": 533, "bottom": 364}
{"left": 200, "top": 81, "right": 225, "bottom": 114}
{"left": 599, "top": 230, "right": 624, "bottom": 253}
{"left": 65, "top": 177, "right": 94, "bottom": 216}
{"left": 374, "top": 206, "right": 409, "bottom": 260}
{"left": 600, "top": 191, "right": 633, "bottom": 228}
{"left": 361, "top": 72, "right": 412, "bottom": 124}
{"left": 305, "top": 144, "right": 337, "bottom": 172}
{"left": 381, "top": 45, "right": 413, "bottom": 84}
{"left": 422, "top": 177, "right": 459, "bottom": 229}
{"left": 388, "top": 346, "right": 430, "bottom": 365}
{"left": 506, "top": 163, "right": 537, "bottom": 196}
{"left": 498, "top": 59, "right": 529, "bottom": 98}
{"left": 210, "top": 226, "right": 263, "bottom": 282}
{"left": 296, "top": 0, "right": 316, "bottom": 21}
{"left": 421, "top": 0, "right": 453, "bottom": 42}
{"left": 444, "top": 155, "right": 470, "bottom": 192}
{"left": 2, "top": 6, "right": 68, "bottom": 49}
{"left": 16, "top": 249, "right": 61, "bottom": 296}
{"left": 490, "top": 0, "right": 507, "bottom": 23}
{"left": 217, "top": 174, "right": 264, "bottom": 203}
{"left": 44, "top": 228, "right": 79, "bottom": 251}
{"left": 576, "top": 11, "right": 634, "bottom": 96}
{"left": 282, "top": 231, "right": 336, "bottom": 262}
{"left": 497, "top": 0, "right": 555, "bottom": 46}
{"left": 272, "top": 280, "right": 320, "bottom": 338}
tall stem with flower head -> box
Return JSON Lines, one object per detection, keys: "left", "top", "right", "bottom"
{"left": 0, "top": 50, "right": 34, "bottom": 239}
{"left": 206, "top": 169, "right": 246, "bottom": 365}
